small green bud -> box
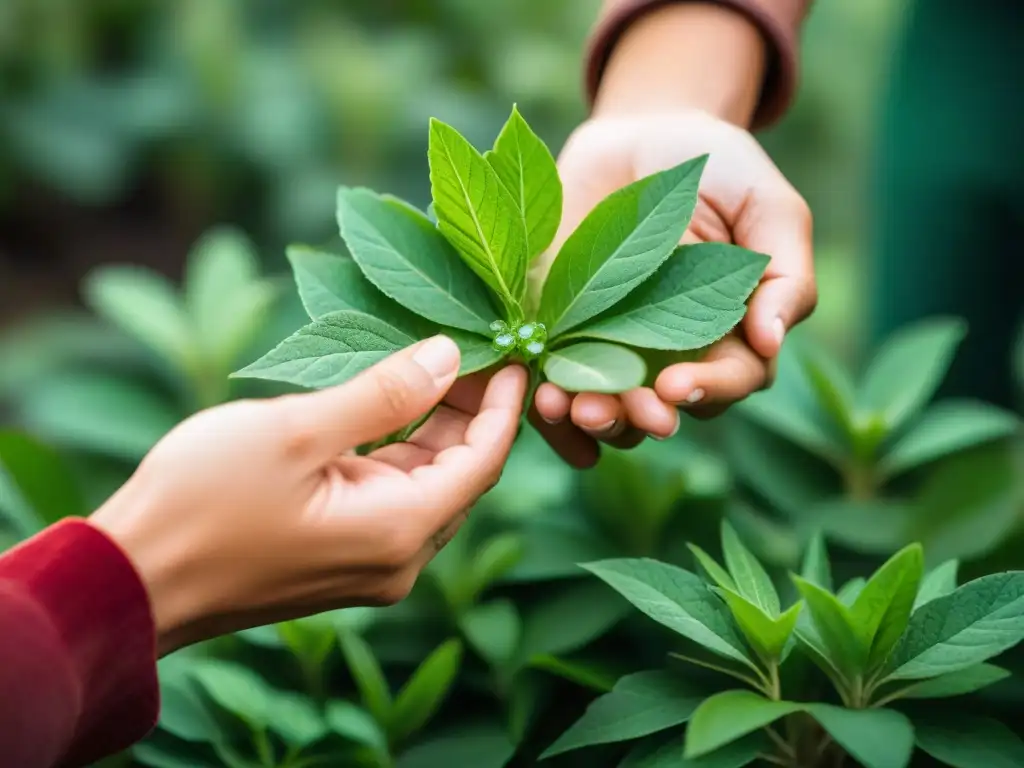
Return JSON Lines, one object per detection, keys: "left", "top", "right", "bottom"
{"left": 517, "top": 323, "right": 536, "bottom": 340}
{"left": 522, "top": 340, "right": 545, "bottom": 358}
{"left": 490, "top": 319, "right": 509, "bottom": 334}
{"left": 492, "top": 333, "right": 516, "bottom": 352}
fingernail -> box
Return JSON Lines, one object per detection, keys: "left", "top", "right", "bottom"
{"left": 541, "top": 415, "right": 562, "bottom": 425}
{"left": 682, "top": 388, "right": 705, "bottom": 406}
{"left": 652, "top": 415, "right": 681, "bottom": 441}
{"left": 585, "top": 419, "right": 617, "bottom": 436}
{"left": 413, "top": 336, "right": 460, "bottom": 385}
{"left": 774, "top": 317, "right": 786, "bottom": 345}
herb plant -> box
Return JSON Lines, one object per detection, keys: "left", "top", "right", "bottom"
{"left": 234, "top": 107, "right": 769, "bottom": 413}
{"left": 543, "top": 523, "right": 1024, "bottom": 767}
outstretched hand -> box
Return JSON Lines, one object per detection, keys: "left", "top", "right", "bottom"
{"left": 530, "top": 110, "right": 816, "bottom": 467}
{"left": 91, "top": 336, "right": 526, "bottom": 655}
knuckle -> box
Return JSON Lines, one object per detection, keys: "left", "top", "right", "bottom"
{"left": 375, "top": 369, "right": 417, "bottom": 418}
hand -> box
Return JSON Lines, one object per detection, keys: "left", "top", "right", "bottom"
{"left": 532, "top": 110, "right": 816, "bottom": 467}
{"left": 90, "top": 336, "right": 526, "bottom": 655}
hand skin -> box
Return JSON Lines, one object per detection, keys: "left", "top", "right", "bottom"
{"left": 90, "top": 336, "right": 526, "bottom": 656}
{"left": 532, "top": 2, "right": 816, "bottom": 468}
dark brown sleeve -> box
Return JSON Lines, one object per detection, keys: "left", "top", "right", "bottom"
{"left": 585, "top": 0, "right": 813, "bottom": 129}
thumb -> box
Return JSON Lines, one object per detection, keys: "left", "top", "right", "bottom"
{"left": 294, "top": 335, "right": 461, "bottom": 456}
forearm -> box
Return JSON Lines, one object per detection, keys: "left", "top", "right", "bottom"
{"left": 594, "top": 2, "right": 766, "bottom": 126}
{"left": 586, "top": 0, "right": 815, "bottom": 129}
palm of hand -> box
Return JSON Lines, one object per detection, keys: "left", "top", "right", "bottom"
{"left": 529, "top": 111, "right": 815, "bottom": 467}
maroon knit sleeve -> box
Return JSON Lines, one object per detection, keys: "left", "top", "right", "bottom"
{"left": 0, "top": 518, "right": 159, "bottom": 767}
{"left": 585, "top": 0, "right": 813, "bottom": 130}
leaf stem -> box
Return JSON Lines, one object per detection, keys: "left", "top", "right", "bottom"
{"left": 252, "top": 727, "right": 274, "bottom": 767}
{"left": 766, "top": 726, "right": 795, "bottom": 759}
{"left": 757, "top": 753, "right": 790, "bottom": 767}
{"left": 668, "top": 652, "right": 767, "bottom": 692}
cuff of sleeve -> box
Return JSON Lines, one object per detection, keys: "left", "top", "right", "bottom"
{"left": 584, "top": 0, "right": 799, "bottom": 130}
{"left": 0, "top": 518, "right": 159, "bottom": 765}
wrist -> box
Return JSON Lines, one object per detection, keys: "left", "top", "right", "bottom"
{"left": 90, "top": 485, "right": 205, "bottom": 656}
{"left": 593, "top": 2, "right": 767, "bottom": 127}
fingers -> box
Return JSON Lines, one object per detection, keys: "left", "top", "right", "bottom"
{"left": 736, "top": 191, "right": 816, "bottom": 359}
{"left": 534, "top": 382, "right": 572, "bottom": 424}
{"left": 409, "top": 365, "right": 527, "bottom": 516}
{"left": 655, "top": 334, "right": 771, "bottom": 419}
{"left": 286, "top": 335, "right": 461, "bottom": 458}
{"left": 527, "top": 409, "right": 601, "bottom": 469}
{"left": 620, "top": 388, "right": 679, "bottom": 440}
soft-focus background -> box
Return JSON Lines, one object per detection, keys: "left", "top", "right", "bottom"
{"left": 3, "top": 2, "right": 1024, "bottom": 768}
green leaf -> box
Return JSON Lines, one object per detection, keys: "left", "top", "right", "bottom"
{"left": 388, "top": 638, "right": 463, "bottom": 743}
{"left": 886, "top": 572, "right": 1024, "bottom": 681}
{"left": 83, "top": 264, "right": 195, "bottom": 374}
{"left": 468, "top": 532, "right": 525, "bottom": 595}
{"left": 517, "top": 578, "right": 630, "bottom": 663}
{"left": 800, "top": 532, "right": 833, "bottom": 592}
{"left": 805, "top": 703, "right": 914, "bottom": 768}
{"left": 336, "top": 188, "right": 497, "bottom": 334}
{"left": 338, "top": 630, "right": 393, "bottom": 724}
{"left": 270, "top": 691, "right": 328, "bottom": 747}
{"left": 325, "top": 700, "right": 388, "bottom": 751}
{"left": 487, "top": 104, "right": 562, "bottom": 260}
{"left": 792, "top": 575, "right": 865, "bottom": 675}
{"left": 879, "top": 400, "right": 1019, "bottom": 479}
{"left": 894, "top": 663, "right": 1010, "bottom": 700}
{"left": 185, "top": 227, "right": 274, "bottom": 367}
{"left": 0, "top": 431, "right": 84, "bottom": 531}
{"left": 540, "top": 155, "right": 707, "bottom": 336}
{"left": 850, "top": 544, "right": 924, "bottom": 670}
{"left": 564, "top": 244, "right": 768, "bottom": 350}
{"left": 428, "top": 117, "right": 526, "bottom": 307}
{"left": 582, "top": 558, "right": 754, "bottom": 668}
{"left": 623, "top": 733, "right": 765, "bottom": 767}
{"left": 837, "top": 578, "right": 867, "bottom": 605}
{"left": 459, "top": 600, "right": 521, "bottom": 669}
{"left": 233, "top": 311, "right": 414, "bottom": 388}
{"left": 287, "top": 246, "right": 409, "bottom": 322}
{"left": 446, "top": 328, "right": 505, "bottom": 376}
{"left": 16, "top": 373, "right": 181, "bottom": 461}
{"left": 719, "top": 590, "right": 801, "bottom": 662}
{"left": 543, "top": 342, "right": 646, "bottom": 394}
{"left": 721, "top": 520, "right": 780, "bottom": 616}
{"left": 684, "top": 690, "right": 801, "bottom": 758}
{"left": 157, "top": 675, "right": 220, "bottom": 743}
{"left": 276, "top": 616, "right": 335, "bottom": 667}
{"left": 914, "top": 560, "right": 959, "bottom": 610}
{"left": 528, "top": 655, "right": 620, "bottom": 692}
{"left": 189, "top": 660, "right": 271, "bottom": 729}
{"left": 687, "top": 544, "right": 737, "bottom": 592}
{"left": 915, "top": 714, "right": 1024, "bottom": 768}
{"left": 801, "top": 345, "right": 858, "bottom": 437}
{"left": 857, "top": 317, "right": 967, "bottom": 432}
{"left": 541, "top": 670, "right": 705, "bottom": 758}
{"left": 397, "top": 722, "right": 514, "bottom": 768}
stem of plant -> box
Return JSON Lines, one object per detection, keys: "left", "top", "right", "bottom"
{"left": 253, "top": 727, "right": 274, "bottom": 767}
{"left": 668, "top": 652, "right": 767, "bottom": 691}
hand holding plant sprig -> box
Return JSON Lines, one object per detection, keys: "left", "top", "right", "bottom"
{"left": 235, "top": 107, "right": 770, "bottom": 456}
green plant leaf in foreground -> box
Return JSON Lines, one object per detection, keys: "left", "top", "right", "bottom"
{"left": 721, "top": 520, "right": 780, "bottom": 615}
{"left": 543, "top": 342, "right": 647, "bottom": 394}
{"left": 564, "top": 243, "right": 768, "bottom": 350}
{"left": 684, "top": 690, "right": 801, "bottom": 758}
{"left": 428, "top": 117, "right": 527, "bottom": 308}
{"left": 486, "top": 104, "right": 562, "bottom": 260}
{"left": 233, "top": 311, "right": 414, "bottom": 388}
{"left": 915, "top": 715, "right": 1024, "bottom": 768}
{"left": 540, "top": 155, "right": 706, "bottom": 336}
{"left": 541, "top": 670, "right": 705, "bottom": 757}
{"left": 338, "top": 630, "right": 392, "bottom": 725}
{"left": 849, "top": 544, "right": 923, "bottom": 670}
{"left": 884, "top": 663, "right": 1010, "bottom": 701}
{"left": 914, "top": 559, "right": 959, "bottom": 610}
{"left": 336, "top": 187, "right": 497, "bottom": 334}
{"left": 886, "top": 572, "right": 1024, "bottom": 681}
{"left": 623, "top": 733, "right": 766, "bottom": 767}
{"left": 287, "top": 247, "right": 408, "bottom": 322}
{"left": 800, "top": 532, "right": 834, "bottom": 592}
{"left": 805, "top": 703, "right": 914, "bottom": 768}
{"left": 0, "top": 431, "right": 85, "bottom": 532}
{"left": 719, "top": 590, "right": 801, "bottom": 663}
{"left": 583, "top": 558, "right": 754, "bottom": 668}
{"left": 792, "top": 575, "right": 864, "bottom": 675}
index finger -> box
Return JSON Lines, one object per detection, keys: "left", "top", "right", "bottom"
{"left": 409, "top": 365, "right": 527, "bottom": 521}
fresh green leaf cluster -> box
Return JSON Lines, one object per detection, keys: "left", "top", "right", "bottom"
{"left": 234, "top": 106, "right": 769, "bottom": 403}
{"left": 544, "top": 524, "right": 1024, "bottom": 767}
